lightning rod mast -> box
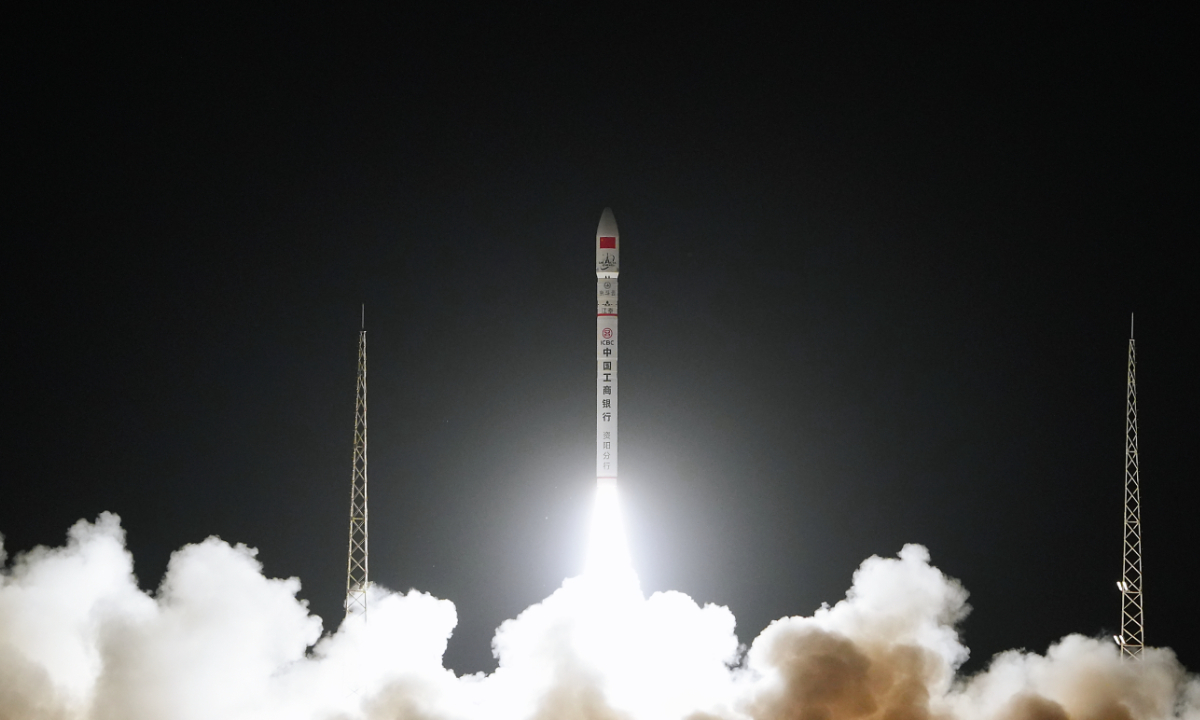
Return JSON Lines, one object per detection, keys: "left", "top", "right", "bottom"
{"left": 346, "top": 305, "right": 369, "bottom": 617}
{"left": 1116, "top": 313, "right": 1143, "bottom": 658}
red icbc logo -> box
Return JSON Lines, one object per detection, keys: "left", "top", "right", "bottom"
{"left": 602, "top": 328, "right": 613, "bottom": 339}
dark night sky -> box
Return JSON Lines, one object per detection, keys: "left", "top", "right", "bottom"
{"left": 4, "top": 6, "right": 1195, "bottom": 676}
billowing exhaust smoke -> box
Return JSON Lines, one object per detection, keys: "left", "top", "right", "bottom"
{"left": 2, "top": 513, "right": 1196, "bottom": 720}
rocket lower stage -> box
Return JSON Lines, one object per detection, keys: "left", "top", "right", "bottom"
{"left": 597, "top": 279, "right": 617, "bottom": 482}
{"left": 596, "top": 208, "right": 620, "bottom": 486}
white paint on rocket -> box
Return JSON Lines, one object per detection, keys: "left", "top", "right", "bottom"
{"left": 596, "top": 208, "right": 619, "bottom": 482}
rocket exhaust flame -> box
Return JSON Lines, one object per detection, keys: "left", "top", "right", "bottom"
{"left": 583, "top": 479, "right": 634, "bottom": 585}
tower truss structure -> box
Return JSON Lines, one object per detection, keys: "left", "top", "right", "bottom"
{"left": 1116, "top": 314, "right": 1143, "bottom": 658}
{"left": 346, "top": 312, "right": 369, "bottom": 617}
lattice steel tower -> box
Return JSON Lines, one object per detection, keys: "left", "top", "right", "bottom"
{"left": 1116, "top": 313, "right": 1143, "bottom": 658}
{"left": 346, "top": 308, "right": 369, "bottom": 617}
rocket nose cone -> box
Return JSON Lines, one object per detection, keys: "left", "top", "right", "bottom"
{"left": 597, "top": 208, "right": 619, "bottom": 238}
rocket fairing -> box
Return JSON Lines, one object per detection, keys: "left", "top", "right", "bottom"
{"left": 596, "top": 208, "right": 619, "bottom": 488}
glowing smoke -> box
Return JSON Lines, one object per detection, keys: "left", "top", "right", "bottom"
{"left": 2, "top": 504, "right": 1197, "bottom": 720}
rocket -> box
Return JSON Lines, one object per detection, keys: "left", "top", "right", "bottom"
{"left": 596, "top": 208, "right": 619, "bottom": 489}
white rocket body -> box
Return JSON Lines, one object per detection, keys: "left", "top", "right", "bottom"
{"left": 596, "top": 208, "right": 619, "bottom": 488}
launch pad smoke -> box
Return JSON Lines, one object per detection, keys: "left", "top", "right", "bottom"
{"left": 2, "top": 514, "right": 1197, "bottom": 720}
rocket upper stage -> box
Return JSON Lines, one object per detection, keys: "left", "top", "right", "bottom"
{"left": 596, "top": 207, "right": 619, "bottom": 278}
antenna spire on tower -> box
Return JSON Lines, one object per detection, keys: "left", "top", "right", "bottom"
{"left": 1116, "top": 315, "right": 1143, "bottom": 658}
{"left": 346, "top": 314, "right": 369, "bottom": 617}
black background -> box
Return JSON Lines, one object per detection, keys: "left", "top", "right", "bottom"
{"left": 4, "top": 5, "right": 1195, "bottom": 675}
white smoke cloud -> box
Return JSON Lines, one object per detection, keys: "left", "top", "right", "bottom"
{"left": 2, "top": 514, "right": 1196, "bottom": 720}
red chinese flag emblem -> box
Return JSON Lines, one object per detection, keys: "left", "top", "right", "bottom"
{"left": 599, "top": 237, "right": 616, "bottom": 249}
